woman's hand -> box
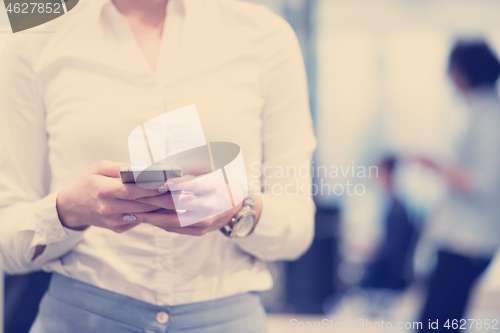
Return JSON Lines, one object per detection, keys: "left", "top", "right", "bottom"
{"left": 56, "top": 160, "right": 169, "bottom": 233}
{"left": 135, "top": 174, "right": 261, "bottom": 236}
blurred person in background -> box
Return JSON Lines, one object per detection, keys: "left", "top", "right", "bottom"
{"left": 413, "top": 40, "right": 500, "bottom": 332}
{"left": 360, "top": 155, "right": 419, "bottom": 316}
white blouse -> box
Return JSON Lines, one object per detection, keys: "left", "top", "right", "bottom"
{"left": 429, "top": 90, "right": 500, "bottom": 258}
{"left": 0, "top": 0, "right": 316, "bottom": 305}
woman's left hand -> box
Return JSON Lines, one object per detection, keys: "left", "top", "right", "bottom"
{"left": 135, "top": 174, "right": 249, "bottom": 236}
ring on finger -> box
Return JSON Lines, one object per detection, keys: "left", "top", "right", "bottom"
{"left": 123, "top": 214, "right": 137, "bottom": 222}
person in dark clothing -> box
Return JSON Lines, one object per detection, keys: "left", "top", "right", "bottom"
{"left": 361, "top": 156, "right": 419, "bottom": 313}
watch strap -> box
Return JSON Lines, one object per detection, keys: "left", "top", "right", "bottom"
{"left": 220, "top": 191, "right": 255, "bottom": 238}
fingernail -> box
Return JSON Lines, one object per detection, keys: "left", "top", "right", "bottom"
{"left": 123, "top": 215, "right": 137, "bottom": 222}
{"left": 158, "top": 184, "right": 168, "bottom": 193}
{"left": 166, "top": 181, "right": 176, "bottom": 190}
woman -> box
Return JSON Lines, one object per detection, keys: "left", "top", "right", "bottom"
{"left": 415, "top": 40, "right": 500, "bottom": 332}
{"left": 0, "top": 0, "right": 316, "bottom": 332}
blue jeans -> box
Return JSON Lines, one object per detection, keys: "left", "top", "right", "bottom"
{"left": 30, "top": 273, "right": 268, "bottom": 333}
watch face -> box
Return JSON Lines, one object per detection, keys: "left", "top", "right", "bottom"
{"left": 235, "top": 215, "right": 255, "bottom": 237}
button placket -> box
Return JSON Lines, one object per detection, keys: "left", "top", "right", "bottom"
{"left": 154, "top": 227, "right": 175, "bottom": 304}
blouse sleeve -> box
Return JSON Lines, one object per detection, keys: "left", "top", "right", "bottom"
{"left": 0, "top": 37, "right": 84, "bottom": 274}
{"left": 233, "top": 14, "right": 317, "bottom": 261}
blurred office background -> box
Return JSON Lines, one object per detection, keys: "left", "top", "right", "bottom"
{"left": 2, "top": 0, "right": 500, "bottom": 332}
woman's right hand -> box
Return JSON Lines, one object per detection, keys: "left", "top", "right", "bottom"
{"left": 56, "top": 160, "right": 167, "bottom": 233}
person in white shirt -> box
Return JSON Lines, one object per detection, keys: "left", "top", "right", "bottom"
{"left": 0, "top": 0, "right": 316, "bottom": 331}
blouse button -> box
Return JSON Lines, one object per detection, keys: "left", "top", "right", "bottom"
{"left": 156, "top": 311, "right": 169, "bottom": 324}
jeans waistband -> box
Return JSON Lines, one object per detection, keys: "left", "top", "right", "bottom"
{"left": 47, "top": 273, "right": 261, "bottom": 330}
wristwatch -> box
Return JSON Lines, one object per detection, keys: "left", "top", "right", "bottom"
{"left": 220, "top": 191, "right": 257, "bottom": 238}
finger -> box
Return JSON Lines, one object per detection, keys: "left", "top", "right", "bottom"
{"left": 153, "top": 210, "right": 220, "bottom": 229}
{"left": 108, "top": 199, "right": 165, "bottom": 214}
{"left": 170, "top": 189, "right": 237, "bottom": 214}
{"left": 138, "top": 191, "right": 217, "bottom": 214}
{"left": 99, "top": 178, "right": 167, "bottom": 200}
{"left": 164, "top": 175, "right": 196, "bottom": 191}
{"left": 134, "top": 210, "right": 181, "bottom": 228}
{"left": 179, "top": 163, "right": 213, "bottom": 177}
{"left": 162, "top": 227, "right": 209, "bottom": 236}
{"left": 168, "top": 192, "right": 210, "bottom": 211}
{"left": 92, "top": 160, "right": 129, "bottom": 178}
{"left": 166, "top": 175, "right": 221, "bottom": 195}
{"left": 112, "top": 223, "right": 139, "bottom": 233}
{"left": 135, "top": 193, "right": 178, "bottom": 210}
{"left": 119, "top": 183, "right": 169, "bottom": 200}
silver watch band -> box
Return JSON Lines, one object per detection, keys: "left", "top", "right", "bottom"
{"left": 220, "top": 191, "right": 255, "bottom": 238}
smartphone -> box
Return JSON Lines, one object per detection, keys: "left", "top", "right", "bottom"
{"left": 120, "top": 165, "right": 182, "bottom": 184}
